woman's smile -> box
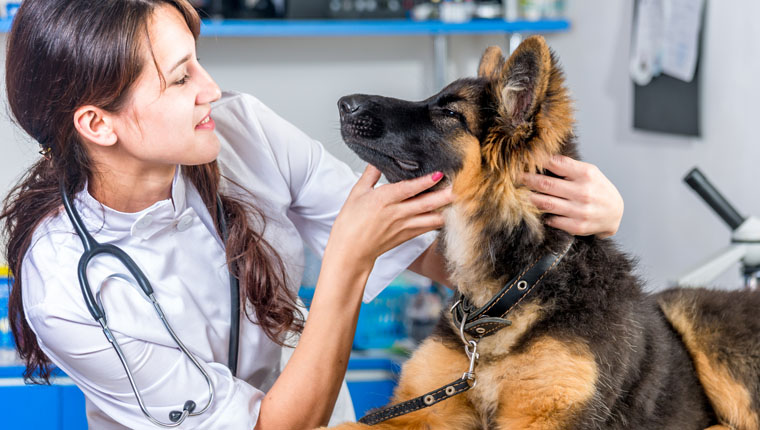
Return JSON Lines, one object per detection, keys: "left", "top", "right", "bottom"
{"left": 196, "top": 114, "right": 215, "bottom": 130}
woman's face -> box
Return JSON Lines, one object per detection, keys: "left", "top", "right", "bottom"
{"left": 110, "top": 4, "right": 222, "bottom": 171}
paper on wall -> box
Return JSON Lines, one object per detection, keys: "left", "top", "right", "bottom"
{"left": 630, "top": 0, "right": 665, "bottom": 85}
{"left": 661, "top": 0, "right": 705, "bottom": 82}
{"left": 630, "top": 0, "right": 705, "bottom": 85}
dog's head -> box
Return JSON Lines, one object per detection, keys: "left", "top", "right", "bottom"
{"left": 339, "top": 36, "right": 574, "bottom": 234}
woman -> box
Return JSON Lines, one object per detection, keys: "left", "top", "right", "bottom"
{"left": 0, "top": 0, "right": 623, "bottom": 428}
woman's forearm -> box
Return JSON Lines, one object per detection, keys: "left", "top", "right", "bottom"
{"left": 408, "top": 239, "right": 453, "bottom": 288}
{"left": 255, "top": 251, "right": 372, "bottom": 430}
{"left": 256, "top": 169, "right": 451, "bottom": 429}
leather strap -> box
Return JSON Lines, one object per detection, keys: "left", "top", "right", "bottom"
{"left": 357, "top": 378, "right": 472, "bottom": 425}
{"left": 452, "top": 239, "right": 574, "bottom": 339}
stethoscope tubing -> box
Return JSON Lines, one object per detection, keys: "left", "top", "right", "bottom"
{"left": 59, "top": 181, "right": 239, "bottom": 427}
{"left": 216, "top": 194, "right": 240, "bottom": 377}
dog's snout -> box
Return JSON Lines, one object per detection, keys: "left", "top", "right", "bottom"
{"left": 338, "top": 95, "right": 364, "bottom": 116}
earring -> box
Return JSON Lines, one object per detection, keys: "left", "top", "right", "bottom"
{"left": 38, "top": 145, "right": 52, "bottom": 161}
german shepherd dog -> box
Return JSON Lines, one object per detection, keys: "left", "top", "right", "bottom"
{"left": 326, "top": 36, "right": 760, "bottom": 429}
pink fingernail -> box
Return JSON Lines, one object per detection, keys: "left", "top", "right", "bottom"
{"left": 431, "top": 171, "right": 444, "bottom": 182}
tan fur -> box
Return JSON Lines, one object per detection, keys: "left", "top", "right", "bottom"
{"left": 324, "top": 334, "right": 596, "bottom": 430}
{"left": 445, "top": 134, "right": 542, "bottom": 299}
{"left": 481, "top": 37, "right": 573, "bottom": 188}
{"left": 659, "top": 298, "right": 759, "bottom": 430}
{"left": 498, "top": 36, "right": 552, "bottom": 121}
{"left": 469, "top": 301, "right": 545, "bottom": 356}
{"left": 463, "top": 304, "right": 546, "bottom": 419}
{"left": 324, "top": 340, "right": 481, "bottom": 430}
{"left": 493, "top": 337, "right": 597, "bottom": 429}
{"left": 442, "top": 37, "right": 576, "bottom": 270}
{"left": 478, "top": 46, "right": 505, "bottom": 80}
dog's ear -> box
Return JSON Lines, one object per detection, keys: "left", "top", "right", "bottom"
{"left": 497, "top": 36, "right": 552, "bottom": 123}
{"left": 478, "top": 46, "right": 504, "bottom": 80}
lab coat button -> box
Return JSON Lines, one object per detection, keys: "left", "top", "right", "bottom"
{"left": 135, "top": 214, "right": 153, "bottom": 230}
{"left": 176, "top": 215, "right": 193, "bottom": 232}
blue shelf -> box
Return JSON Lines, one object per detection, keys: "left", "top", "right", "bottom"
{"left": 198, "top": 18, "right": 570, "bottom": 38}
{"left": 0, "top": 17, "right": 569, "bottom": 37}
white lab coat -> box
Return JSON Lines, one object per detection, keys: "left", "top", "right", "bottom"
{"left": 21, "top": 92, "right": 434, "bottom": 429}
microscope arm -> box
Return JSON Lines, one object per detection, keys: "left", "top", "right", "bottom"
{"left": 676, "top": 244, "right": 747, "bottom": 287}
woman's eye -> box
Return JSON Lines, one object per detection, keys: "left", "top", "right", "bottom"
{"left": 176, "top": 74, "right": 190, "bottom": 85}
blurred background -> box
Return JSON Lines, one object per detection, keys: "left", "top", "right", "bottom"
{"left": 2, "top": 0, "right": 760, "bottom": 427}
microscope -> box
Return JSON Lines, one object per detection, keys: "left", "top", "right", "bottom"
{"left": 677, "top": 168, "right": 760, "bottom": 289}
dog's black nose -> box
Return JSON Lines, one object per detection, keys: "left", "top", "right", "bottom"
{"left": 338, "top": 96, "right": 362, "bottom": 116}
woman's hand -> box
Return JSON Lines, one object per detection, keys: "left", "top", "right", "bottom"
{"left": 325, "top": 165, "right": 452, "bottom": 271}
{"left": 261, "top": 166, "right": 451, "bottom": 429}
{"left": 521, "top": 155, "right": 624, "bottom": 238}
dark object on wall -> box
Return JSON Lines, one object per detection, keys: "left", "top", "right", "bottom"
{"left": 239, "top": 0, "right": 286, "bottom": 18}
{"left": 328, "top": 0, "right": 408, "bottom": 19}
{"left": 632, "top": 1, "right": 705, "bottom": 137}
{"left": 633, "top": 60, "right": 701, "bottom": 137}
{"left": 189, "top": 0, "right": 224, "bottom": 18}
{"left": 287, "top": 0, "right": 330, "bottom": 19}
{"left": 208, "top": 0, "right": 285, "bottom": 18}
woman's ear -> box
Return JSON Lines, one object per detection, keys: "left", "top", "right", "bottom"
{"left": 73, "top": 105, "right": 117, "bottom": 147}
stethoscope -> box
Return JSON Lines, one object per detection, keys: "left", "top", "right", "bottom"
{"left": 60, "top": 181, "right": 241, "bottom": 427}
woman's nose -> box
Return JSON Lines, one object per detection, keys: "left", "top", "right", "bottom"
{"left": 196, "top": 67, "right": 222, "bottom": 105}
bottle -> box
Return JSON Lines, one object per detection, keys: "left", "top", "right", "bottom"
{"left": 502, "top": 0, "right": 519, "bottom": 21}
{"left": 440, "top": 0, "right": 471, "bottom": 23}
{"left": 0, "top": 275, "right": 18, "bottom": 366}
{"left": 520, "top": 0, "right": 543, "bottom": 21}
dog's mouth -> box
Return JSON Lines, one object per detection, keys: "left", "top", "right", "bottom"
{"left": 342, "top": 119, "right": 422, "bottom": 179}
{"left": 395, "top": 158, "right": 420, "bottom": 171}
{"left": 345, "top": 139, "right": 421, "bottom": 173}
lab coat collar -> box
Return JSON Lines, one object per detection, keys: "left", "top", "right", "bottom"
{"left": 73, "top": 166, "right": 189, "bottom": 241}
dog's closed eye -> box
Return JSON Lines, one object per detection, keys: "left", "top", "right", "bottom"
{"left": 435, "top": 107, "right": 468, "bottom": 130}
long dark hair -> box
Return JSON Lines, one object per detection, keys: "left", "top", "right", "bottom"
{"left": 2, "top": 0, "right": 303, "bottom": 383}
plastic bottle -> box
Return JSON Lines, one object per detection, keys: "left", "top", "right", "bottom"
{"left": 520, "top": 0, "right": 543, "bottom": 21}
{"left": 0, "top": 275, "right": 18, "bottom": 366}
{"left": 503, "top": 0, "right": 519, "bottom": 21}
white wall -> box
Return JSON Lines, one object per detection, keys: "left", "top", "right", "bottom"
{"left": 549, "top": 1, "right": 760, "bottom": 290}
{"left": 1, "top": 1, "right": 758, "bottom": 290}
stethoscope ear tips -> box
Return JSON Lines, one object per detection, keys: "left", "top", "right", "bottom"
{"left": 169, "top": 400, "right": 197, "bottom": 423}
{"left": 184, "top": 400, "right": 197, "bottom": 413}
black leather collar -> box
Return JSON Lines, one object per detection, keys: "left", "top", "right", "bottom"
{"left": 451, "top": 239, "right": 574, "bottom": 339}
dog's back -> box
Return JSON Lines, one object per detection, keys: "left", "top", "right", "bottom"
{"left": 658, "top": 287, "right": 760, "bottom": 428}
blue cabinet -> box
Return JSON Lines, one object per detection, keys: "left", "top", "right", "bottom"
{"left": 0, "top": 354, "right": 402, "bottom": 427}
{"left": 0, "top": 381, "right": 87, "bottom": 429}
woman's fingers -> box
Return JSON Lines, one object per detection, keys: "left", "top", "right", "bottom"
{"left": 541, "top": 154, "right": 595, "bottom": 180}
{"left": 521, "top": 155, "right": 624, "bottom": 238}
{"left": 354, "top": 165, "right": 383, "bottom": 190}
{"left": 521, "top": 171, "right": 578, "bottom": 202}
{"left": 397, "top": 186, "right": 453, "bottom": 217}
{"left": 381, "top": 171, "right": 445, "bottom": 202}
{"left": 544, "top": 215, "right": 588, "bottom": 237}
{"left": 528, "top": 192, "right": 580, "bottom": 220}
{"left": 404, "top": 212, "right": 446, "bottom": 231}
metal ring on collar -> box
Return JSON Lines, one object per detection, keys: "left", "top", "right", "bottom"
{"left": 458, "top": 310, "right": 471, "bottom": 346}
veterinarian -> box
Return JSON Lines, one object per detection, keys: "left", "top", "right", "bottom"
{"left": 0, "top": 0, "right": 623, "bottom": 429}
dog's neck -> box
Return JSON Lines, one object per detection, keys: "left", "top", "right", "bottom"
{"left": 441, "top": 202, "right": 571, "bottom": 308}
